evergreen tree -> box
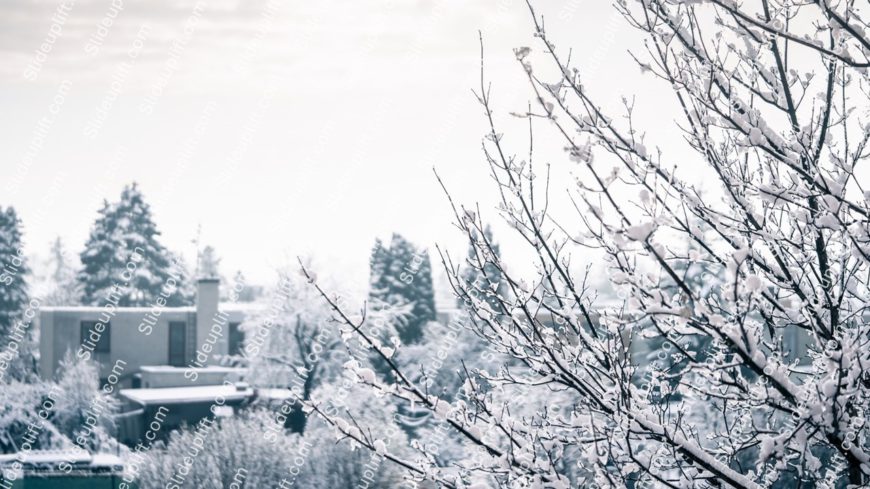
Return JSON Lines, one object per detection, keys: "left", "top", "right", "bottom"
{"left": 457, "top": 224, "right": 508, "bottom": 311}
{"left": 0, "top": 207, "right": 39, "bottom": 382}
{"left": 38, "top": 237, "right": 82, "bottom": 306}
{"left": 0, "top": 206, "right": 29, "bottom": 338}
{"left": 78, "top": 183, "right": 191, "bottom": 306}
{"left": 368, "top": 238, "right": 388, "bottom": 292}
{"left": 368, "top": 234, "right": 436, "bottom": 344}
{"left": 231, "top": 270, "right": 262, "bottom": 302}
{"left": 169, "top": 252, "right": 196, "bottom": 305}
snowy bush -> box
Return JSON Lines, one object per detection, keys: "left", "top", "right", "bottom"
{"left": 0, "top": 381, "right": 68, "bottom": 454}
{"left": 0, "top": 354, "right": 115, "bottom": 454}
{"left": 51, "top": 352, "right": 119, "bottom": 452}
{"left": 135, "top": 410, "right": 300, "bottom": 489}
{"left": 296, "top": 382, "right": 411, "bottom": 488}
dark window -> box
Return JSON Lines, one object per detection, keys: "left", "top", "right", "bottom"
{"left": 228, "top": 322, "right": 244, "bottom": 356}
{"left": 169, "top": 322, "right": 187, "bottom": 367}
{"left": 80, "top": 321, "right": 110, "bottom": 353}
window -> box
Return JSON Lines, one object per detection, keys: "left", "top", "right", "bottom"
{"left": 228, "top": 322, "right": 244, "bottom": 356}
{"left": 784, "top": 325, "right": 811, "bottom": 365}
{"left": 169, "top": 322, "right": 187, "bottom": 367}
{"left": 80, "top": 321, "right": 110, "bottom": 354}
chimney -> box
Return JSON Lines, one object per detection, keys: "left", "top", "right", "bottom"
{"left": 195, "top": 278, "right": 220, "bottom": 366}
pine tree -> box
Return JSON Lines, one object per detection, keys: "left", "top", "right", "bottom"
{"left": 411, "top": 250, "right": 437, "bottom": 334}
{"left": 39, "top": 237, "right": 82, "bottom": 306}
{"left": 368, "top": 234, "right": 436, "bottom": 344}
{"left": 0, "top": 207, "right": 39, "bottom": 382}
{"left": 368, "top": 238, "right": 388, "bottom": 294}
{"left": 457, "top": 224, "right": 507, "bottom": 311}
{"left": 78, "top": 183, "right": 192, "bottom": 306}
{"left": 169, "top": 251, "right": 196, "bottom": 305}
{"left": 231, "top": 270, "right": 262, "bottom": 302}
{"left": 0, "top": 206, "right": 29, "bottom": 338}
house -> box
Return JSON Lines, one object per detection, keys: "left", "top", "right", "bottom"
{"left": 38, "top": 279, "right": 252, "bottom": 387}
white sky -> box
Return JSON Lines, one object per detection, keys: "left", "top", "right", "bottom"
{"left": 0, "top": 0, "right": 678, "bottom": 290}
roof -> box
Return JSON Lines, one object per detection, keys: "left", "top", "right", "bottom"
{"left": 40, "top": 302, "right": 263, "bottom": 314}
{"left": 218, "top": 302, "right": 266, "bottom": 312}
{"left": 0, "top": 451, "right": 123, "bottom": 469}
{"left": 256, "top": 388, "right": 294, "bottom": 400}
{"left": 120, "top": 384, "right": 254, "bottom": 405}
{"left": 139, "top": 365, "right": 244, "bottom": 374}
{"left": 40, "top": 306, "right": 196, "bottom": 313}
{"left": 40, "top": 302, "right": 265, "bottom": 315}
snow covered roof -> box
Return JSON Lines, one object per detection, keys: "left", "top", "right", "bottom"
{"left": 256, "top": 388, "right": 294, "bottom": 400}
{"left": 0, "top": 451, "right": 123, "bottom": 469}
{"left": 219, "top": 302, "right": 266, "bottom": 312}
{"left": 40, "top": 302, "right": 262, "bottom": 313}
{"left": 120, "top": 384, "right": 254, "bottom": 405}
{"left": 139, "top": 365, "right": 244, "bottom": 374}
{"left": 40, "top": 306, "right": 196, "bottom": 313}
{"left": 89, "top": 453, "right": 125, "bottom": 468}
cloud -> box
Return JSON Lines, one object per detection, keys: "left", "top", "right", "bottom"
{"left": 0, "top": 0, "right": 293, "bottom": 87}
{"left": 0, "top": 0, "right": 507, "bottom": 93}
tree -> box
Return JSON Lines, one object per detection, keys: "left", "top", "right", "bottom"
{"left": 52, "top": 352, "right": 119, "bottom": 452}
{"left": 240, "top": 263, "right": 343, "bottom": 433}
{"left": 457, "top": 224, "right": 508, "bottom": 312}
{"left": 78, "top": 183, "right": 192, "bottom": 307}
{"left": 304, "top": 2, "right": 870, "bottom": 487}
{"left": 169, "top": 251, "right": 197, "bottom": 305}
{"left": 369, "top": 234, "right": 437, "bottom": 344}
{"left": 197, "top": 245, "right": 241, "bottom": 302}
{"left": 0, "top": 206, "right": 38, "bottom": 382}
{"left": 369, "top": 237, "right": 389, "bottom": 291}
{"left": 0, "top": 206, "right": 29, "bottom": 338}
{"left": 36, "top": 237, "right": 82, "bottom": 306}
{"left": 230, "top": 270, "right": 263, "bottom": 302}
{"left": 296, "top": 382, "right": 411, "bottom": 489}
{"left": 197, "top": 245, "right": 221, "bottom": 280}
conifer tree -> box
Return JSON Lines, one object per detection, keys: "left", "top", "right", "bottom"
{"left": 78, "top": 183, "right": 191, "bottom": 306}
{"left": 169, "top": 252, "right": 196, "bottom": 305}
{"left": 368, "top": 234, "right": 435, "bottom": 344}
{"left": 231, "top": 270, "right": 261, "bottom": 302}
{"left": 457, "top": 224, "right": 507, "bottom": 312}
{"left": 0, "top": 206, "right": 39, "bottom": 382}
{"left": 0, "top": 206, "right": 29, "bottom": 338}
{"left": 39, "top": 237, "right": 82, "bottom": 306}
{"left": 368, "top": 238, "right": 388, "bottom": 294}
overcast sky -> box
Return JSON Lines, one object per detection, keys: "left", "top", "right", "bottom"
{"left": 0, "top": 0, "right": 670, "bottom": 290}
